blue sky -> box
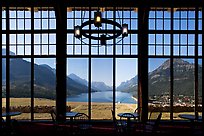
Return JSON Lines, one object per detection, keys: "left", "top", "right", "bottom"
{"left": 2, "top": 9, "right": 203, "bottom": 86}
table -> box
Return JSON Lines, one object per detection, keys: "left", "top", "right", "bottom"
{"left": 66, "top": 112, "right": 80, "bottom": 134}
{"left": 117, "top": 112, "right": 139, "bottom": 119}
{"left": 66, "top": 111, "right": 80, "bottom": 121}
{"left": 179, "top": 114, "right": 202, "bottom": 134}
{"left": 178, "top": 114, "right": 202, "bottom": 122}
{"left": 2, "top": 111, "right": 22, "bottom": 117}
{"left": 2, "top": 112, "right": 21, "bottom": 134}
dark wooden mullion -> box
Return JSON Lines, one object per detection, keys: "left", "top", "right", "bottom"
{"left": 73, "top": 9, "right": 75, "bottom": 55}
{"left": 48, "top": 9, "right": 50, "bottom": 55}
{"left": 138, "top": 6, "right": 149, "bottom": 122}
{"left": 170, "top": 7, "right": 174, "bottom": 121}
{"left": 194, "top": 6, "right": 199, "bottom": 119}
{"left": 130, "top": 8, "right": 132, "bottom": 55}
{"left": 105, "top": 10, "right": 107, "bottom": 55}
{"left": 155, "top": 9, "right": 157, "bottom": 56}
{"left": 3, "top": 29, "right": 203, "bottom": 34}
{"left": 81, "top": 9, "right": 83, "bottom": 55}
{"left": 16, "top": 8, "right": 18, "bottom": 55}
{"left": 0, "top": 3, "right": 3, "bottom": 126}
{"left": 31, "top": 6, "right": 34, "bottom": 121}
{"left": 162, "top": 9, "right": 165, "bottom": 56}
{"left": 40, "top": 8, "right": 42, "bottom": 55}
{"left": 122, "top": 8, "right": 124, "bottom": 55}
{"left": 55, "top": 2, "right": 67, "bottom": 122}
{"left": 24, "top": 8, "right": 26, "bottom": 55}
{"left": 6, "top": 6, "right": 11, "bottom": 124}
{"left": 187, "top": 9, "right": 189, "bottom": 56}
{"left": 179, "top": 10, "right": 181, "bottom": 56}
{"left": 88, "top": 7, "right": 91, "bottom": 120}
{"left": 113, "top": 6, "right": 116, "bottom": 121}
{"left": 202, "top": 5, "right": 204, "bottom": 123}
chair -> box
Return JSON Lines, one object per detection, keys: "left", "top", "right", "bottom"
{"left": 1, "top": 117, "right": 20, "bottom": 136}
{"left": 50, "top": 108, "right": 57, "bottom": 124}
{"left": 111, "top": 110, "right": 127, "bottom": 136}
{"left": 143, "top": 108, "right": 162, "bottom": 135}
{"left": 1, "top": 118, "right": 7, "bottom": 135}
{"left": 50, "top": 108, "right": 66, "bottom": 135}
{"left": 74, "top": 112, "right": 92, "bottom": 135}
{"left": 134, "top": 107, "right": 142, "bottom": 121}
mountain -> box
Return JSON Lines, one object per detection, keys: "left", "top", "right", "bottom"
{"left": 68, "top": 73, "right": 88, "bottom": 86}
{"left": 148, "top": 58, "right": 202, "bottom": 96}
{"left": 40, "top": 64, "right": 56, "bottom": 74}
{"left": 91, "top": 81, "right": 112, "bottom": 91}
{"left": 119, "top": 58, "right": 202, "bottom": 96}
{"left": 3, "top": 49, "right": 202, "bottom": 99}
{"left": 117, "top": 76, "right": 137, "bottom": 92}
{"left": 68, "top": 73, "right": 112, "bottom": 91}
{"left": 2, "top": 52, "right": 97, "bottom": 99}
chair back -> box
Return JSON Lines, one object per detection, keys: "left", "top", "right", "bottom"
{"left": 134, "top": 107, "right": 142, "bottom": 121}
{"left": 74, "top": 113, "right": 92, "bottom": 134}
{"left": 148, "top": 107, "right": 160, "bottom": 121}
{"left": 154, "top": 112, "right": 162, "bottom": 128}
{"left": 74, "top": 112, "right": 89, "bottom": 122}
{"left": 50, "top": 108, "right": 57, "bottom": 123}
{"left": 144, "top": 108, "right": 162, "bottom": 134}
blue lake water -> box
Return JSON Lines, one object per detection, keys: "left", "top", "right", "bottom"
{"left": 67, "top": 91, "right": 137, "bottom": 104}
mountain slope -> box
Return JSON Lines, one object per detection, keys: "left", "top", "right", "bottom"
{"left": 118, "top": 58, "right": 202, "bottom": 96}
{"left": 3, "top": 57, "right": 96, "bottom": 99}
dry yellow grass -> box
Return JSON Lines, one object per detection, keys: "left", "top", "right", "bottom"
{"left": 2, "top": 98, "right": 198, "bottom": 121}
{"left": 2, "top": 98, "right": 55, "bottom": 107}
{"left": 2, "top": 98, "right": 136, "bottom": 120}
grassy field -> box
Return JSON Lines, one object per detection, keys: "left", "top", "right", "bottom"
{"left": 2, "top": 98, "right": 197, "bottom": 121}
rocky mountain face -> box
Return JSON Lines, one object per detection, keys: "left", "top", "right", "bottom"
{"left": 148, "top": 58, "right": 202, "bottom": 96}
{"left": 121, "top": 58, "right": 202, "bottom": 96}
{"left": 117, "top": 76, "right": 137, "bottom": 95}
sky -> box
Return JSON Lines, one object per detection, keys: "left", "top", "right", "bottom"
{"left": 1, "top": 9, "right": 203, "bottom": 87}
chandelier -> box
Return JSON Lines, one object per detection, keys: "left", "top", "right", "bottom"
{"left": 74, "top": 11, "right": 128, "bottom": 46}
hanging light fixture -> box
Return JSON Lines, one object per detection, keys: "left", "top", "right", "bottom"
{"left": 74, "top": 10, "right": 128, "bottom": 46}
{"left": 100, "top": 34, "right": 106, "bottom": 45}
{"left": 94, "top": 11, "right": 102, "bottom": 27}
{"left": 74, "top": 25, "right": 81, "bottom": 38}
{"left": 122, "top": 24, "right": 128, "bottom": 37}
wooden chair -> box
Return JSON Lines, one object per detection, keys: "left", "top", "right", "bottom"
{"left": 111, "top": 110, "right": 127, "bottom": 136}
{"left": 74, "top": 112, "right": 92, "bottom": 135}
{"left": 143, "top": 108, "right": 162, "bottom": 135}
{"left": 50, "top": 108, "right": 66, "bottom": 135}
{"left": 50, "top": 108, "right": 57, "bottom": 124}
{"left": 1, "top": 117, "right": 7, "bottom": 135}
{"left": 119, "top": 112, "right": 136, "bottom": 134}
{"left": 134, "top": 107, "right": 142, "bottom": 121}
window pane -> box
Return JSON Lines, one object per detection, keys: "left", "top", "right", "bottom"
{"left": 116, "top": 58, "right": 138, "bottom": 119}
{"left": 67, "top": 58, "right": 88, "bottom": 116}
{"left": 34, "top": 58, "right": 56, "bottom": 120}
{"left": 91, "top": 58, "right": 113, "bottom": 120}
{"left": 148, "top": 58, "right": 170, "bottom": 120}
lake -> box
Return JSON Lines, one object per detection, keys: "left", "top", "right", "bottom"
{"left": 67, "top": 91, "right": 137, "bottom": 104}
